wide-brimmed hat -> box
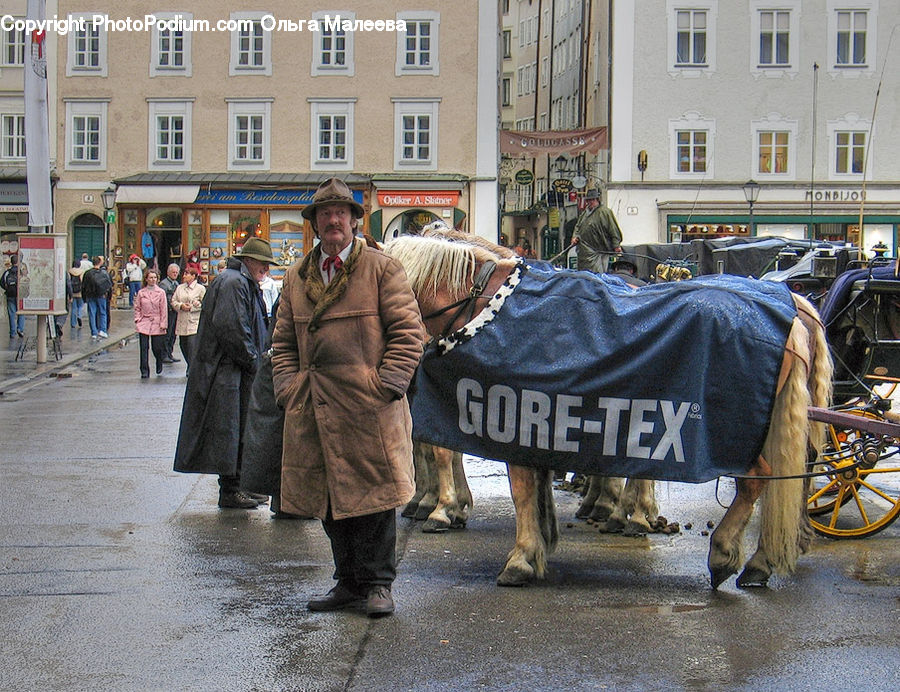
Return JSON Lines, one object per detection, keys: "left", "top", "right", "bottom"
{"left": 301, "top": 177, "right": 364, "bottom": 221}
{"left": 234, "top": 238, "right": 276, "bottom": 264}
{"left": 584, "top": 189, "right": 601, "bottom": 200}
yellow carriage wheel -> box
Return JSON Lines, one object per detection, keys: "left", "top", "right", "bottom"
{"left": 807, "top": 409, "right": 900, "bottom": 538}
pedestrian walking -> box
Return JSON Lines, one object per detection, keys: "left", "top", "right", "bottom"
{"left": 271, "top": 177, "right": 425, "bottom": 618}
{"left": 133, "top": 269, "right": 169, "bottom": 378}
{"left": 124, "top": 254, "right": 147, "bottom": 306}
{"left": 170, "top": 265, "right": 205, "bottom": 373}
{"left": 1, "top": 254, "right": 25, "bottom": 338}
{"left": 68, "top": 260, "right": 84, "bottom": 328}
{"left": 173, "top": 238, "right": 275, "bottom": 509}
{"left": 159, "top": 263, "right": 181, "bottom": 363}
{"left": 81, "top": 256, "right": 112, "bottom": 340}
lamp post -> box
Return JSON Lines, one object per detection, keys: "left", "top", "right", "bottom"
{"left": 100, "top": 186, "right": 116, "bottom": 261}
{"left": 742, "top": 179, "right": 760, "bottom": 236}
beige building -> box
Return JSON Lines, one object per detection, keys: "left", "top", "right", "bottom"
{"left": 54, "top": 1, "right": 498, "bottom": 283}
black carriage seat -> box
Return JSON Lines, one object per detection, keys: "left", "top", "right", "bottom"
{"left": 823, "top": 267, "right": 900, "bottom": 395}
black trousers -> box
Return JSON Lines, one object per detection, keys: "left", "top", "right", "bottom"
{"left": 323, "top": 506, "right": 397, "bottom": 589}
{"left": 138, "top": 333, "right": 167, "bottom": 377}
{"left": 166, "top": 310, "right": 177, "bottom": 356}
{"left": 179, "top": 334, "right": 196, "bottom": 369}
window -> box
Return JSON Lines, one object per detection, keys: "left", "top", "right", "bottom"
{"left": 66, "top": 14, "right": 108, "bottom": 76}
{"left": 392, "top": 98, "right": 439, "bottom": 170}
{"left": 148, "top": 99, "right": 193, "bottom": 169}
{"left": 670, "top": 112, "right": 715, "bottom": 177}
{"left": 65, "top": 100, "right": 108, "bottom": 169}
{"left": 828, "top": 115, "right": 871, "bottom": 178}
{"left": 835, "top": 131, "right": 866, "bottom": 174}
{"left": 229, "top": 13, "right": 272, "bottom": 76}
{"left": 501, "top": 77, "right": 511, "bottom": 107}
{"left": 836, "top": 10, "right": 867, "bottom": 65}
{"left": 759, "top": 10, "right": 790, "bottom": 66}
{"left": 503, "top": 30, "right": 511, "bottom": 59}
{"left": 396, "top": 11, "right": 440, "bottom": 75}
{"left": 1, "top": 19, "right": 25, "bottom": 66}
{"left": 758, "top": 131, "right": 788, "bottom": 174}
{"left": 227, "top": 99, "right": 272, "bottom": 170}
{"left": 151, "top": 12, "right": 192, "bottom": 76}
{"left": 309, "top": 98, "right": 355, "bottom": 171}
{"left": 667, "top": 2, "right": 717, "bottom": 75}
{"left": 676, "top": 10, "right": 707, "bottom": 65}
{"left": 0, "top": 114, "right": 25, "bottom": 159}
{"left": 311, "top": 11, "right": 355, "bottom": 75}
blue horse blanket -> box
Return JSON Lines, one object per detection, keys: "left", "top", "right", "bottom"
{"left": 410, "top": 265, "right": 798, "bottom": 482}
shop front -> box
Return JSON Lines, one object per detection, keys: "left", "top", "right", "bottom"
{"left": 370, "top": 181, "right": 466, "bottom": 242}
{"left": 111, "top": 177, "right": 368, "bottom": 284}
{"left": 0, "top": 181, "right": 31, "bottom": 267}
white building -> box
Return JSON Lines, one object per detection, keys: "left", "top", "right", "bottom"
{"left": 609, "top": 0, "right": 900, "bottom": 255}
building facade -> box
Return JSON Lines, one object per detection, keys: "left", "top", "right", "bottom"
{"left": 53, "top": 1, "right": 498, "bottom": 286}
{"left": 609, "top": 0, "right": 900, "bottom": 255}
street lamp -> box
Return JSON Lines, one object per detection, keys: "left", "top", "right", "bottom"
{"left": 742, "top": 179, "right": 760, "bottom": 236}
{"left": 101, "top": 186, "right": 116, "bottom": 260}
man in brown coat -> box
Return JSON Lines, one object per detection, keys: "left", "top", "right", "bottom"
{"left": 271, "top": 178, "right": 425, "bottom": 618}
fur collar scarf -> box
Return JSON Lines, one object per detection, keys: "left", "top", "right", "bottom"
{"left": 297, "top": 238, "right": 364, "bottom": 331}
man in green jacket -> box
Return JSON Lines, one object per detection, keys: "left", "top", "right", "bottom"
{"left": 573, "top": 189, "right": 623, "bottom": 273}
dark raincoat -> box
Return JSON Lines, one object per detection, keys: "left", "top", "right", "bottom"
{"left": 173, "top": 257, "right": 268, "bottom": 476}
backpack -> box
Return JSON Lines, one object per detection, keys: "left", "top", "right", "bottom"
{"left": 93, "top": 269, "right": 113, "bottom": 295}
{"left": 70, "top": 273, "right": 82, "bottom": 295}
{"left": 0, "top": 266, "right": 17, "bottom": 297}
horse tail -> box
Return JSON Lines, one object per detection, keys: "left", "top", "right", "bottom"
{"left": 537, "top": 469, "right": 558, "bottom": 555}
{"left": 758, "top": 316, "right": 815, "bottom": 575}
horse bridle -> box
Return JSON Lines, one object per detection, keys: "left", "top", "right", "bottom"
{"left": 422, "top": 260, "right": 497, "bottom": 340}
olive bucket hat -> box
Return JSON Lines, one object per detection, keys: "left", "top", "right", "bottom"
{"left": 234, "top": 237, "right": 276, "bottom": 264}
{"left": 301, "top": 177, "right": 365, "bottom": 221}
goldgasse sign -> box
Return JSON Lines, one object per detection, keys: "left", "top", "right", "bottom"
{"left": 500, "top": 127, "right": 608, "bottom": 156}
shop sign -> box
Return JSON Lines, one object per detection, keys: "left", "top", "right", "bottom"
{"left": 194, "top": 188, "right": 364, "bottom": 206}
{"left": 552, "top": 178, "right": 573, "bottom": 193}
{"left": 377, "top": 191, "right": 460, "bottom": 207}
{"left": 804, "top": 189, "right": 866, "bottom": 202}
{"left": 0, "top": 183, "right": 28, "bottom": 204}
{"left": 514, "top": 169, "right": 535, "bottom": 185}
{"left": 16, "top": 233, "right": 67, "bottom": 315}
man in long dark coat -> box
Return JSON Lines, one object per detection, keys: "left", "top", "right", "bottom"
{"left": 173, "top": 238, "right": 277, "bottom": 508}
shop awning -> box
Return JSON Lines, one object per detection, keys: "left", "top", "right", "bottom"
{"left": 115, "top": 185, "right": 200, "bottom": 205}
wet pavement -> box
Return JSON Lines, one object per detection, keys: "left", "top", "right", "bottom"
{"left": 0, "top": 329, "right": 898, "bottom": 691}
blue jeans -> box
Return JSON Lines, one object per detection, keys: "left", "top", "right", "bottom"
{"left": 86, "top": 297, "right": 107, "bottom": 336}
{"left": 129, "top": 281, "right": 141, "bottom": 305}
{"left": 70, "top": 296, "right": 85, "bottom": 326}
{"left": 6, "top": 297, "right": 24, "bottom": 337}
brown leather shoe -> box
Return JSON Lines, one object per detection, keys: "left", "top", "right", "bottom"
{"left": 365, "top": 585, "right": 394, "bottom": 618}
{"left": 218, "top": 490, "right": 261, "bottom": 509}
{"left": 307, "top": 583, "right": 365, "bottom": 612}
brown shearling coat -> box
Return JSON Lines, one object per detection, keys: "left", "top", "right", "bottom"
{"left": 271, "top": 241, "right": 425, "bottom": 520}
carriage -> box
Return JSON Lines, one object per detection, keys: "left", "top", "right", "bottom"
{"left": 797, "top": 255, "right": 900, "bottom": 538}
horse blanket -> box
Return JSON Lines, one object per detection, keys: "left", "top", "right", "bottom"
{"left": 410, "top": 264, "right": 798, "bottom": 482}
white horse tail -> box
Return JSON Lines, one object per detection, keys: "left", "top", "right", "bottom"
{"left": 757, "top": 316, "right": 816, "bottom": 575}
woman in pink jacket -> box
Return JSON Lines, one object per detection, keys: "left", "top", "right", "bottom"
{"left": 133, "top": 269, "right": 168, "bottom": 378}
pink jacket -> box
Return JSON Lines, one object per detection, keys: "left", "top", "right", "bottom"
{"left": 133, "top": 285, "right": 168, "bottom": 335}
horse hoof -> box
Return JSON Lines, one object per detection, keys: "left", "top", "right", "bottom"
{"left": 497, "top": 565, "right": 534, "bottom": 587}
{"left": 604, "top": 517, "right": 626, "bottom": 533}
{"left": 401, "top": 504, "right": 418, "bottom": 518}
{"left": 736, "top": 567, "right": 770, "bottom": 588}
{"left": 449, "top": 519, "right": 467, "bottom": 530}
{"left": 709, "top": 566, "right": 735, "bottom": 590}
{"left": 422, "top": 518, "right": 450, "bottom": 533}
{"left": 622, "top": 521, "right": 649, "bottom": 537}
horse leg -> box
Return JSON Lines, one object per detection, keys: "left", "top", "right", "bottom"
{"left": 578, "top": 476, "right": 624, "bottom": 525}
{"left": 450, "top": 449, "right": 472, "bottom": 526}
{"left": 412, "top": 443, "right": 443, "bottom": 521}
{"left": 575, "top": 474, "right": 603, "bottom": 519}
{"left": 498, "top": 464, "right": 557, "bottom": 586}
{"left": 607, "top": 479, "right": 658, "bottom": 536}
{"left": 403, "top": 441, "right": 432, "bottom": 518}
{"left": 708, "top": 458, "right": 770, "bottom": 589}
{"left": 422, "top": 446, "right": 465, "bottom": 533}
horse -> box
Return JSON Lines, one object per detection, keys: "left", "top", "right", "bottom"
{"left": 383, "top": 234, "right": 833, "bottom": 589}
{"left": 403, "top": 441, "right": 473, "bottom": 533}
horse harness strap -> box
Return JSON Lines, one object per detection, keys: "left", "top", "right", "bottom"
{"left": 424, "top": 260, "right": 497, "bottom": 339}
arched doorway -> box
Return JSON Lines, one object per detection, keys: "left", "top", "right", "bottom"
{"left": 72, "top": 213, "right": 104, "bottom": 263}
{"left": 382, "top": 209, "right": 443, "bottom": 242}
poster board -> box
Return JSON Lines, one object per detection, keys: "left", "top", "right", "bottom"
{"left": 16, "top": 233, "right": 67, "bottom": 315}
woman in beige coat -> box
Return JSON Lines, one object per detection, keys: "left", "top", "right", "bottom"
{"left": 271, "top": 177, "right": 424, "bottom": 618}
{"left": 170, "top": 265, "right": 205, "bottom": 372}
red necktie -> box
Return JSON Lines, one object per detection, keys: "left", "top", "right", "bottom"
{"left": 323, "top": 255, "right": 343, "bottom": 280}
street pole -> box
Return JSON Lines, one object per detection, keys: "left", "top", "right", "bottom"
{"left": 743, "top": 179, "right": 760, "bottom": 237}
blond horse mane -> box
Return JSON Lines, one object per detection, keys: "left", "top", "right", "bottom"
{"left": 383, "top": 235, "right": 505, "bottom": 301}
